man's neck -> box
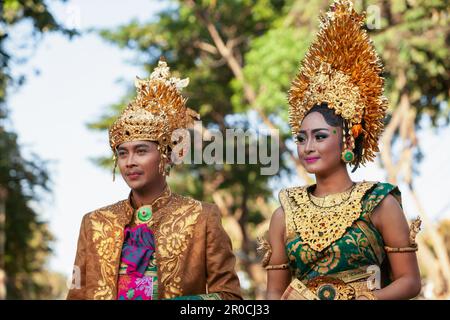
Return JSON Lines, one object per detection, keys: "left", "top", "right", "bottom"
{"left": 131, "top": 182, "right": 168, "bottom": 207}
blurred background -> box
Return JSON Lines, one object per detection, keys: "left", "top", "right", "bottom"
{"left": 0, "top": 0, "right": 449, "bottom": 300}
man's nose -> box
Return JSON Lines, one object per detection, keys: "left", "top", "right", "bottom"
{"left": 125, "top": 153, "right": 137, "bottom": 167}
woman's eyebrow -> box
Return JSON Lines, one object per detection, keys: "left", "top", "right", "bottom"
{"left": 311, "top": 128, "right": 329, "bottom": 134}
{"left": 299, "top": 128, "right": 329, "bottom": 134}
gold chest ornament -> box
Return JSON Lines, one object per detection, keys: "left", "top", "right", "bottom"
{"left": 287, "top": 181, "right": 375, "bottom": 252}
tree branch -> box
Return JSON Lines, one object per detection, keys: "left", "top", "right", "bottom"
{"left": 188, "top": 2, "right": 312, "bottom": 183}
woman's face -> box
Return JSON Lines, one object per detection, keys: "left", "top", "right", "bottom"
{"left": 296, "top": 112, "right": 344, "bottom": 175}
{"left": 116, "top": 140, "right": 165, "bottom": 192}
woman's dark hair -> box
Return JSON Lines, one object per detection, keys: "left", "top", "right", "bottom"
{"left": 303, "top": 102, "right": 363, "bottom": 172}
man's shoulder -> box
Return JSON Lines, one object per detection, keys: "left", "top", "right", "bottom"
{"left": 172, "top": 193, "right": 219, "bottom": 217}
{"left": 82, "top": 199, "right": 129, "bottom": 221}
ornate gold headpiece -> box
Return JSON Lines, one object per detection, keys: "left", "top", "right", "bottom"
{"left": 288, "top": 0, "right": 388, "bottom": 165}
{"left": 109, "top": 58, "right": 199, "bottom": 176}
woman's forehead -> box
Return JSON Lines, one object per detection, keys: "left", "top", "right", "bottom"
{"left": 300, "top": 112, "right": 331, "bottom": 130}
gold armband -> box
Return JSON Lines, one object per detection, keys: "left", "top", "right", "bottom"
{"left": 265, "top": 263, "right": 289, "bottom": 270}
{"left": 356, "top": 291, "right": 377, "bottom": 300}
{"left": 256, "top": 236, "right": 272, "bottom": 268}
{"left": 385, "top": 217, "right": 421, "bottom": 253}
{"left": 384, "top": 244, "right": 418, "bottom": 253}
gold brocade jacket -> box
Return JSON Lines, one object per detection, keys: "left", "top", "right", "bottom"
{"left": 66, "top": 192, "right": 242, "bottom": 300}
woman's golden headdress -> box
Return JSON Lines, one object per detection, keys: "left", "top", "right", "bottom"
{"left": 109, "top": 58, "right": 199, "bottom": 176}
{"left": 288, "top": 0, "right": 388, "bottom": 165}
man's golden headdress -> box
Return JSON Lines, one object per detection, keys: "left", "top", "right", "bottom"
{"left": 288, "top": 0, "right": 388, "bottom": 166}
{"left": 109, "top": 58, "right": 199, "bottom": 176}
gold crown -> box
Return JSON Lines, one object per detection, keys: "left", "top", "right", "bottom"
{"left": 109, "top": 59, "right": 199, "bottom": 161}
{"left": 288, "top": 0, "right": 388, "bottom": 165}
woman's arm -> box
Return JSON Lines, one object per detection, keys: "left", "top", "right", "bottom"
{"left": 367, "top": 194, "right": 422, "bottom": 300}
{"left": 266, "top": 207, "right": 292, "bottom": 299}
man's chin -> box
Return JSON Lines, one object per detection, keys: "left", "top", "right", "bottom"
{"left": 125, "top": 180, "right": 145, "bottom": 191}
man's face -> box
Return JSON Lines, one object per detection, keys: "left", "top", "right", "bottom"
{"left": 116, "top": 140, "right": 164, "bottom": 191}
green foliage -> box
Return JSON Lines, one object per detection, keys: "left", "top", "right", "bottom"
{"left": 0, "top": 0, "right": 77, "bottom": 299}
{"left": 89, "top": 0, "right": 449, "bottom": 298}
{"left": 232, "top": 26, "right": 311, "bottom": 121}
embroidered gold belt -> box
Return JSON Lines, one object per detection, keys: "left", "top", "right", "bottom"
{"left": 282, "top": 267, "right": 379, "bottom": 300}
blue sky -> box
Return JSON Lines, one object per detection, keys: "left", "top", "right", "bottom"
{"left": 6, "top": 0, "right": 450, "bottom": 280}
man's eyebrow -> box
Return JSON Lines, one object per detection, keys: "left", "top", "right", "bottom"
{"left": 134, "top": 144, "right": 151, "bottom": 149}
{"left": 117, "top": 144, "right": 151, "bottom": 151}
{"left": 299, "top": 128, "right": 329, "bottom": 134}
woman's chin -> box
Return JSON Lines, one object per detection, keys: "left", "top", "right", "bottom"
{"left": 303, "top": 162, "right": 321, "bottom": 174}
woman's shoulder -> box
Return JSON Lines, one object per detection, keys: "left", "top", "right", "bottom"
{"left": 271, "top": 206, "right": 285, "bottom": 220}
{"left": 278, "top": 185, "right": 309, "bottom": 205}
{"left": 361, "top": 181, "right": 402, "bottom": 205}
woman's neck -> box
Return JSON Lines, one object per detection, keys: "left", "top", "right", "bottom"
{"left": 131, "top": 182, "right": 168, "bottom": 208}
{"left": 313, "top": 165, "right": 353, "bottom": 197}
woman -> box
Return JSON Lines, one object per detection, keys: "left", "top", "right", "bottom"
{"left": 262, "top": 0, "right": 421, "bottom": 300}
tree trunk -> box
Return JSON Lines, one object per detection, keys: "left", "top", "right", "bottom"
{"left": 0, "top": 186, "right": 7, "bottom": 300}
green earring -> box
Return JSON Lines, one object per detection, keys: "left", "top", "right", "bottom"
{"left": 342, "top": 149, "right": 354, "bottom": 163}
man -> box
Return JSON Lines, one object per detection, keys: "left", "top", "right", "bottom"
{"left": 67, "top": 59, "right": 242, "bottom": 300}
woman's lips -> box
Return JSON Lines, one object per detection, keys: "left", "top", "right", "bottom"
{"left": 305, "top": 157, "right": 320, "bottom": 164}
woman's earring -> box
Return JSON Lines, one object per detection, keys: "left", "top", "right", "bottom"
{"left": 341, "top": 131, "right": 355, "bottom": 163}
{"left": 341, "top": 149, "right": 355, "bottom": 163}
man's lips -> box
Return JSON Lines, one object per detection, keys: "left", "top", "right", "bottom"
{"left": 304, "top": 157, "right": 320, "bottom": 164}
{"left": 126, "top": 172, "right": 143, "bottom": 179}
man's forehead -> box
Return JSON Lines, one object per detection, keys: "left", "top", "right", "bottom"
{"left": 117, "top": 140, "right": 156, "bottom": 149}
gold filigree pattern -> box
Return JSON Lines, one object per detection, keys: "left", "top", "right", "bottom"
{"left": 109, "top": 59, "right": 200, "bottom": 172}
{"left": 284, "top": 182, "right": 375, "bottom": 252}
{"left": 88, "top": 193, "right": 204, "bottom": 300}
{"left": 288, "top": 0, "right": 388, "bottom": 165}
{"left": 154, "top": 194, "right": 202, "bottom": 299}
{"left": 306, "top": 276, "right": 356, "bottom": 300}
{"left": 256, "top": 236, "right": 272, "bottom": 267}
{"left": 344, "top": 231, "right": 371, "bottom": 266}
{"left": 315, "top": 245, "right": 340, "bottom": 274}
{"left": 91, "top": 209, "right": 127, "bottom": 300}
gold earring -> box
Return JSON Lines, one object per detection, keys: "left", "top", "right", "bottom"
{"left": 164, "top": 163, "right": 171, "bottom": 176}
{"left": 112, "top": 154, "right": 118, "bottom": 182}
{"left": 341, "top": 131, "right": 355, "bottom": 163}
{"left": 341, "top": 149, "right": 355, "bottom": 163}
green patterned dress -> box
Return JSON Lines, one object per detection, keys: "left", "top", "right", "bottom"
{"left": 280, "top": 182, "right": 400, "bottom": 288}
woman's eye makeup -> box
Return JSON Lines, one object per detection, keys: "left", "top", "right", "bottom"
{"left": 315, "top": 133, "right": 328, "bottom": 140}
{"left": 296, "top": 134, "right": 306, "bottom": 143}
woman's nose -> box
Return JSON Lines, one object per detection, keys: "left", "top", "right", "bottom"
{"left": 305, "top": 138, "right": 314, "bottom": 153}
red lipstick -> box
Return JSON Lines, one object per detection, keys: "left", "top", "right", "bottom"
{"left": 305, "top": 157, "right": 320, "bottom": 164}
